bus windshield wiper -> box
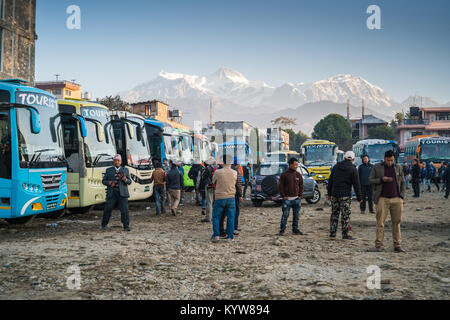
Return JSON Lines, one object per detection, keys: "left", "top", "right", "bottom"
{"left": 93, "top": 153, "right": 112, "bottom": 167}
{"left": 29, "top": 148, "right": 55, "bottom": 167}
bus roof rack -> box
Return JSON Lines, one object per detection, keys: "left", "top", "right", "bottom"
{"left": 0, "top": 79, "right": 28, "bottom": 84}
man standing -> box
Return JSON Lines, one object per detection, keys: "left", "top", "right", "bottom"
{"left": 369, "top": 150, "right": 406, "bottom": 253}
{"left": 211, "top": 163, "right": 238, "bottom": 242}
{"left": 200, "top": 158, "right": 217, "bottom": 223}
{"left": 101, "top": 154, "right": 132, "bottom": 231}
{"left": 402, "top": 161, "right": 410, "bottom": 189}
{"left": 188, "top": 161, "right": 204, "bottom": 206}
{"left": 444, "top": 162, "right": 450, "bottom": 199}
{"left": 242, "top": 163, "right": 251, "bottom": 200}
{"left": 151, "top": 161, "right": 167, "bottom": 215}
{"left": 162, "top": 158, "right": 170, "bottom": 172}
{"left": 177, "top": 162, "right": 185, "bottom": 205}
{"left": 166, "top": 161, "right": 184, "bottom": 216}
{"left": 411, "top": 158, "right": 421, "bottom": 198}
{"left": 278, "top": 158, "right": 304, "bottom": 236}
{"left": 327, "top": 151, "right": 361, "bottom": 240}
{"left": 358, "top": 155, "right": 374, "bottom": 214}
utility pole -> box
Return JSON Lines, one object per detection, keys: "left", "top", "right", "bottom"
{"left": 54, "top": 74, "right": 60, "bottom": 81}
{"left": 346, "top": 99, "right": 350, "bottom": 120}
{"left": 209, "top": 98, "right": 213, "bottom": 128}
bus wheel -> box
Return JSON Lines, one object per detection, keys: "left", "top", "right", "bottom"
{"left": 40, "top": 209, "right": 66, "bottom": 219}
{"left": 68, "top": 206, "right": 93, "bottom": 214}
{"left": 4, "top": 215, "right": 36, "bottom": 225}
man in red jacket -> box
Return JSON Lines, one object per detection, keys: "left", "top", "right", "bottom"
{"left": 278, "top": 157, "right": 304, "bottom": 236}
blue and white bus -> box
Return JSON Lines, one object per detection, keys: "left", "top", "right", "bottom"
{"left": 0, "top": 79, "right": 68, "bottom": 224}
{"left": 353, "top": 139, "right": 400, "bottom": 166}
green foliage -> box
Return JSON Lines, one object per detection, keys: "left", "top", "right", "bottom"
{"left": 284, "top": 128, "right": 309, "bottom": 153}
{"left": 368, "top": 125, "right": 395, "bottom": 140}
{"left": 311, "top": 114, "right": 352, "bottom": 150}
{"left": 99, "top": 95, "right": 131, "bottom": 111}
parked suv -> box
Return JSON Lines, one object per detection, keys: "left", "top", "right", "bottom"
{"left": 251, "top": 162, "right": 321, "bottom": 207}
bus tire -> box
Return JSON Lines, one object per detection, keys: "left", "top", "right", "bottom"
{"left": 4, "top": 215, "right": 36, "bottom": 225}
{"left": 68, "top": 206, "right": 93, "bottom": 214}
{"left": 40, "top": 209, "right": 66, "bottom": 219}
{"left": 252, "top": 200, "right": 263, "bottom": 207}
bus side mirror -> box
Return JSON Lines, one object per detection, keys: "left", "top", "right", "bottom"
{"left": 30, "top": 109, "right": 41, "bottom": 134}
{"left": 96, "top": 122, "right": 105, "bottom": 142}
{"left": 126, "top": 122, "right": 134, "bottom": 139}
{"left": 77, "top": 115, "right": 87, "bottom": 138}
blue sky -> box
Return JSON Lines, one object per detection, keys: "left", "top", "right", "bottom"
{"left": 35, "top": 0, "right": 450, "bottom": 103}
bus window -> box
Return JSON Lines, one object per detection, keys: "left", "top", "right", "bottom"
{"left": 62, "top": 119, "right": 80, "bottom": 173}
{"left": 0, "top": 111, "right": 11, "bottom": 179}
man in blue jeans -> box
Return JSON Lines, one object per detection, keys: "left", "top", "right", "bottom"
{"left": 211, "top": 163, "right": 238, "bottom": 242}
{"left": 278, "top": 158, "right": 304, "bottom": 236}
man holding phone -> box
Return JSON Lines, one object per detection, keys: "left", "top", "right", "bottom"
{"left": 369, "top": 150, "right": 406, "bottom": 253}
{"left": 101, "top": 154, "right": 132, "bottom": 231}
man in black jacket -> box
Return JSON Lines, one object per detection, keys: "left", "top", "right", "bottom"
{"left": 188, "top": 162, "right": 204, "bottom": 206}
{"left": 166, "top": 161, "right": 184, "bottom": 216}
{"left": 327, "top": 151, "right": 362, "bottom": 240}
{"left": 358, "top": 155, "right": 374, "bottom": 214}
{"left": 444, "top": 162, "right": 450, "bottom": 199}
{"left": 411, "top": 158, "right": 421, "bottom": 198}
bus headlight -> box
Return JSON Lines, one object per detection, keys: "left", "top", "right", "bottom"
{"left": 22, "top": 183, "right": 28, "bottom": 190}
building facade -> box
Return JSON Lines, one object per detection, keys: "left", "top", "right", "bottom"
{"left": 131, "top": 100, "right": 189, "bottom": 130}
{"left": 350, "top": 114, "right": 388, "bottom": 140}
{"left": 0, "top": 0, "right": 36, "bottom": 84}
{"left": 35, "top": 80, "right": 83, "bottom": 99}
{"left": 396, "top": 106, "right": 450, "bottom": 150}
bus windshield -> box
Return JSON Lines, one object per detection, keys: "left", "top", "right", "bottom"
{"left": 126, "top": 120, "right": 151, "bottom": 169}
{"left": 16, "top": 95, "right": 65, "bottom": 168}
{"left": 421, "top": 142, "right": 450, "bottom": 161}
{"left": 304, "top": 145, "right": 335, "bottom": 166}
{"left": 81, "top": 107, "right": 115, "bottom": 167}
{"left": 145, "top": 124, "right": 162, "bottom": 162}
{"left": 367, "top": 144, "right": 394, "bottom": 162}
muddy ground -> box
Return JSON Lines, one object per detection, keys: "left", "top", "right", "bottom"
{"left": 0, "top": 185, "right": 449, "bottom": 300}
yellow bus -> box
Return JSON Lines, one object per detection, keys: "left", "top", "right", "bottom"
{"left": 300, "top": 140, "right": 338, "bottom": 181}
{"left": 58, "top": 99, "right": 116, "bottom": 213}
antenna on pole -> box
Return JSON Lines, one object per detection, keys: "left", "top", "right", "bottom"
{"left": 54, "top": 74, "right": 60, "bottom": 81}
{"left": 209, "top": 98, "right": 213, "bottom": 128}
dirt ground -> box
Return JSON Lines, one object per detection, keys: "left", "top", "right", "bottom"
{"left": 0, "top": 185, "right": 449, "bottom": 300}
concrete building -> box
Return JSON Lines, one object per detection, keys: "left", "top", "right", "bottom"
{"left": 396, "top": 106, "right": 450, "bottom": 150}
{"left": 35, "top": 80, "right": 83, "bottom": 99}
{"left": 131, "top": 100, "right": 189, "bottom": 130}
{"left": 350, "top": 114, "right": 388, "bottom": 140}
{"left": 0, "top": 0, "right": 36, "bottom": 84}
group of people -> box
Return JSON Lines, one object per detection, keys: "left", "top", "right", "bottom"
{"left": 402, "top": 160, "right": 449, "bottom": 198}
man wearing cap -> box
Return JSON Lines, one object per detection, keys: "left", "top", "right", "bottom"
{"left": 101, "top": 154, "right": 132, "bottom": 231}
{"left": 327, "top": 151, "right": 361, "bottom": 240}
{"left": 369, "top": 150, "right": 406, "bottom": 253}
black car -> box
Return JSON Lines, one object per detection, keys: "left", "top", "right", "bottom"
{"left": 251, "top": 162, "right": 321, "bottom": 207}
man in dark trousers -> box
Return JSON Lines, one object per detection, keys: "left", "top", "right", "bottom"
{"left": 369, "top": 150, "right": 406, "bottom": 253}
{"left": 358, "top": 155, "right": 374, "bottom": 214}
{"left": 243, "top": 163, "right": 252, "bottom": 199}
{"left": 444, "top": 162, "right": 450, "bottom": 199}
{"left": 150, "top": 161, "right": 167, "bottom": 215}
{"left": 166, "top": 161, "right": 184, "bottom": 216}
{"left": 102, "top": 154, "right": 132, "bottom": 231}
{"left": 278, "top": 157, "right": 304, "bottom": 236}
{"left": 327, "top": 151, "right": 361, "bottom": 240}
{"left": 411, "top": 158, "right": 421, "bottom": 198}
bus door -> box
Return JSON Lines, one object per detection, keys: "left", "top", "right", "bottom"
{"left": 0, "top": 110, "right": 11, "bottom": 210}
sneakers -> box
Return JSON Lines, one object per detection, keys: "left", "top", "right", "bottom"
{"left": 227, "top": 238, "right": 234, "bottom": 243}
{"left": 375, "top": 246, "right": 383, "bottom": 252}
{"left": 279, "top": 230, "right": 285, "bottom": 236}
{"left": 329, "top": 233, "right": 336, "bottom": 239}
{"left": 211, "top": 236, "right": 220, "bottom": 243}
{"left": 201, "top": 209, "right": 206, "bottom": 215}
{"left": 360, "top": 211, "right": 365, "bottom": 214}
{"left": 342, "top": 234, "right": 355, "bottom": 240}
{"left": 101, "top": 226, "right": 107, "bottom": 231}
{"left": 394, "top": 246, "right": 406, "bottom": 253}
{"left": 292, "top": 229, "right": 304, "bottom": 235}
{"left": 233, "top": 230, "right": 240, "bottom": 236}
{"left": 200, "top": 218, "right": 210, "bottom": 223}
{"left": 369, "top": 211, "right": 375, "bottom": 214}
{"left": 124, "top": 227, "right": 131, "bottom": 232}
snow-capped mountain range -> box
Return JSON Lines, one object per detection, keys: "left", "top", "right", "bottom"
{"left": 120, "top": 67, "right": 447, "bottom": 133}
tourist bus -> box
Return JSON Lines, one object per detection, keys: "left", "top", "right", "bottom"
{"left": 111, "top": 111, "right": 154, "bottom": 200}
{"left": 58, "top": 99, "right": 116, "bottom": 213}
{"left": 300, "top": 140, "right": 339, "bottom": 182}
{"left": 0, "top": 79, "right": 67, "bottom": 224}
{"left": 404, "top": 136, "right": 450, "bottom": 168}
{"left": 353, "top": 139, "right": 400, "bottom": 166}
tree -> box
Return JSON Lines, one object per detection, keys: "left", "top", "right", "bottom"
{"left": 312, "top": 114, "right": 352, "bottom": 150}
{"left": 99, "top": 95, "right": 131, "bottom": 111}
{"left": 285, "top": 129, "right": 309, "bottom": 153}
{"left": 368, "top": 126, "right": 395, "bottom": 140}
{"left": 271, "top": 116, "right": 296, "bottom": 129}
